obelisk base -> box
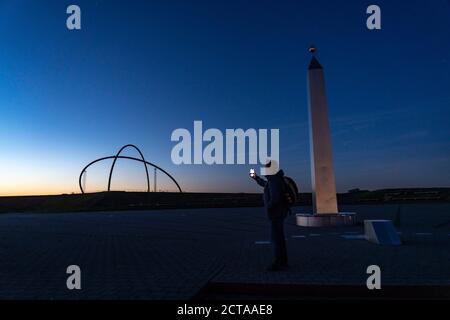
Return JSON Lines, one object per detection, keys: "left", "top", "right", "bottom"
{"left": 296, "top": 213, "right": 356, "bottom": 227}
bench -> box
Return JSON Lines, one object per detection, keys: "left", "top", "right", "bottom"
{"left": 364, "top": 220, "right": 401, "bottom": 245}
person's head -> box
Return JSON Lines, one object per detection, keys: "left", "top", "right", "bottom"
{"left": 260, "top": 159, "right": 279, "bottom": 176}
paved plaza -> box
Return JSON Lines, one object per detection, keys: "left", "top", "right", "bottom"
{"left": 0, "top": 203, "right": 449, "bottom": 299}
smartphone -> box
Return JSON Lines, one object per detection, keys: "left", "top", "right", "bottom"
{"left": 249, "top": 168, "right": 255, "bottom": 178}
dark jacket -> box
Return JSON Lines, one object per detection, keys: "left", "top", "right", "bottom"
{"left": 255, "top": 170, "right": 289, "bottom": 220}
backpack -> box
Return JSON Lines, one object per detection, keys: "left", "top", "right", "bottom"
{"left": 283, "top": 176, "right": 299, "bottom": 209}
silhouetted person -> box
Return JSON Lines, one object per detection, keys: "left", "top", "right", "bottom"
{"left": 250, "top": 160, "right": 289, "bottom": 271}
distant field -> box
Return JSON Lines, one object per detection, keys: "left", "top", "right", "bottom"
{"left": 0, "top": 188, "right": 449, "bottom": 213}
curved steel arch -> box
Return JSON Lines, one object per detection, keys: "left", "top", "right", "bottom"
{"left": 107, "top": 144, "right": 150, "bottom": 192}
{"left": 79, "top": 155, "right": 182, "bottom": 194}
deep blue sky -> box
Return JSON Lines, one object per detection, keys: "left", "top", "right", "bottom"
{"left": 0, "top": 0, "right": 449, "bottom": 195}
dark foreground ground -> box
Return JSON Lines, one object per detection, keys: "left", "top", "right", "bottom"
{"left": 0, "top": 203, "right": 449, "bottom": 299}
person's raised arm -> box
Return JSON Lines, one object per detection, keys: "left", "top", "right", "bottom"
{"left": 254, "top": 175, "right": 267, "bottom": 187}
{"left": 250, "top": 172, "right": 267, "bottom": 187}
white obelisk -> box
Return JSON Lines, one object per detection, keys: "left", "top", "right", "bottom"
{"left": 307, "top": 47, "right": 338, "bottom": 214}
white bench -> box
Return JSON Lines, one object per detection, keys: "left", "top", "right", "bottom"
{"left": 364, "top": 220, "right": 401, "bottom": 245}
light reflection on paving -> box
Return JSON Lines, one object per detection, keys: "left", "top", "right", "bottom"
{"left": 341, "top": 234, "right": 366, "bottom": 240}
{"left": 254, "top": 241, "right": 271, "bottom": 245}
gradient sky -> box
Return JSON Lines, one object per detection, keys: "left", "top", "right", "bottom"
{"left": 0, "top": 0, "right": 449, "bottom": 195}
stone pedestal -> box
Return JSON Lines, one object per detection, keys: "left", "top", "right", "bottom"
{"left": 296, "top": 213, "right": 356, "bottom": 227}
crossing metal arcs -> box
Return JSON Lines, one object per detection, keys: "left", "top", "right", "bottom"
{"left": 107, "top": 144, "right": 150, "bottom": 192}
{"left": 79, "top": 144, "right": 182, "bottom": 193}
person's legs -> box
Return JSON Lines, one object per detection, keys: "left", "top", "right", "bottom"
{"left": 270, "top": 217, "right": 288, "bottom": 267}
{"left": 278, "top": 218, "right": 288, "bottom": 265}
